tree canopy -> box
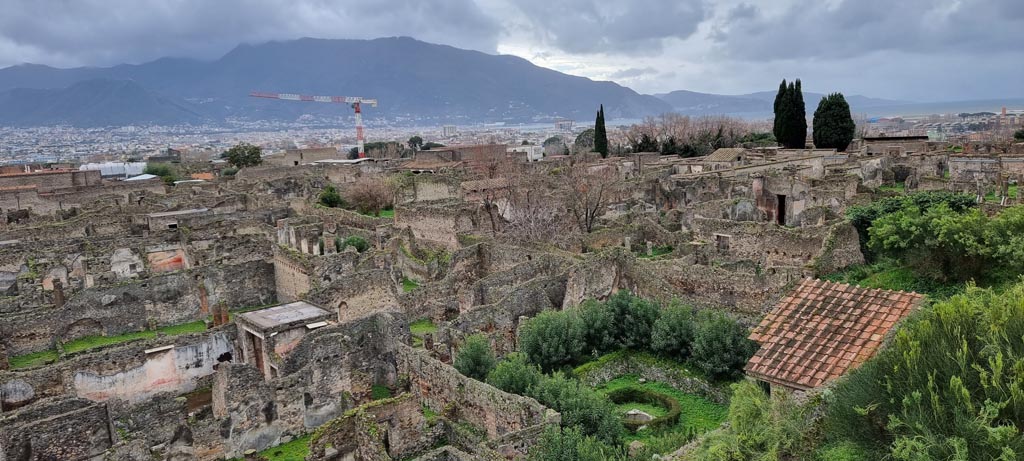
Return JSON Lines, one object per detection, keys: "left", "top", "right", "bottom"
{"left": 407, "top": 135, "right": 423, "bottom": 150}
{"left": 224, "top": 142, "right": 263, "bottom": 168}
{"left": 812, "top": 93, "right": 856, "bottom": 151}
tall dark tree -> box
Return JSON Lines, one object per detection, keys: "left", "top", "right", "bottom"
{"left": 773, "top": 79, "right": 787, "bottom": 144}
{"left": 813, "top": 92, "right": 856, "bottom": 151}
{"left": 407, "top": 135, "right": 423, "bottom": 150}
{"left": 773, "top": 79, "right": 808, "bottom": 149}
{"left": 594, "top": 104, "right": 609, "bottom": 158}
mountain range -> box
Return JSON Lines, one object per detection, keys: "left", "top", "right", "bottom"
{"left": 0, "top": 37, "right": 671, "bottom": 127}
{"left": 0, "top": 36, "right": 1011, "bottom": 128}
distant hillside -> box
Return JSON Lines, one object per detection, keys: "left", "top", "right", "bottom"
{"left": 656, "top": 89, "right": 907, "bottom": 118}
{"left": 0, "top": 79, "right": 206, "bottom": 127}
{"left": 0, "top": 37, "right": 671, "bottom": 126}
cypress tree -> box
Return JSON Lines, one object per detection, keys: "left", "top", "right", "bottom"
{"left": 594, "top": 104, "right": 609, "bottom": 158}
{"left": 813, "top": 92, "right": 856, "bottom": 151}
{"left": 773, "top": 79, "right": 788, "bottom": 144}
{"left": 790, "top": 79, "right": 807, "bottom": 148}
{"left": 773, "top": 79, "right": 807, "bottom": 149}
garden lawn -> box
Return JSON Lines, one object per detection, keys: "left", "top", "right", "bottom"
{"left": 409, "top": 318, "right": 437, "bottom": 348}
{"left": 11, "top": 320, "right": 209, "bottom": 368}
{"left": 596, "top": 375, "right": 728, "bottom": 444}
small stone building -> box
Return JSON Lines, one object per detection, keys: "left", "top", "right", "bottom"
{"left": 235, "top": 301, "right": 335, "bottom": 379}
{"left": 745, "top": 278, "right": 924, "bottom": 393}
{"left": 703, "top": 148, "right": 749, "bottom": 171}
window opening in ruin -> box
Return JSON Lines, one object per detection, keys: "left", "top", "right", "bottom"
{"left": 294, "top": 161, "right": 299, "bottom": 166}
{"left": 715, "top": 234, "right": 731, "bottom": 252}
{"left": 776, "top": 195, "right": 787, "bottom": 226}
{"left": 129, "top": 263, "right": 138, "bottom": 272}
{"left": 167, "top": 223, "right": 178, "bottom": 229}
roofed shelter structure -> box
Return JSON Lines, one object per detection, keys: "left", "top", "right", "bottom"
{"left": 745, "top": 278, "right": 924, "bottom": 393}
{"left": 235, "top": 301, "right": 335, "bottom": 380}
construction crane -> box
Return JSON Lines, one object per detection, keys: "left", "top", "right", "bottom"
{"left": 250, "top": 91, "right": 378, "bottom": 158}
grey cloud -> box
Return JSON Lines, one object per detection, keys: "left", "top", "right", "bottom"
{"left": 608, "top": 67, "right": 659, "bottom": 79}
{"left": 0, "top": 0, "right": 501, "bottom": 67}
{"left": 711, "top": 0, "right": 1024, "bottom": 61}
{"left": 511, "top": 0, "right": 707, "bottom": 55}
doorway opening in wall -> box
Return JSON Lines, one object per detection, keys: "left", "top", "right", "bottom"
{"left": 776, "top": 195, "right": 787, "bottom": 226}
{"left": 248, "top": 331, "right": 265, "bottom": 375}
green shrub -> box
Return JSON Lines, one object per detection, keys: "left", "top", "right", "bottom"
{"left": 691, "top": 381, "right": 813, "bottom": 460}
{"left": 144, "top": 163, "right": 178, "bottom": 184}
{"left": 220, "top": 167, "right": 238, "bottom": 176}
{"left": 605, "top": 291, "right": 659, "bottom": 351}
{"left": 690, "top": 310, "right": 757, "bottom": 381}
{"left": 519, "top": 310, "right": 585, "bottom": 372}
{"left": 318, "top": 185, "right": 344, "bottom": 208}
{"left": 337, "top": 235, "right": 368, "bottom": 253}
{"left": 578, "top": 299, "right": 616, "bottom": 357}
{"left": 651, "top": 302, "right": 695, "bottom": 360}
{"left": 845, "top": 191, "right": 975, "bottom": 260}
{"left": 825, "top": 282, "right": 1024, "bottom": 459}
{"left": 868, "top": 204, "right": 1024, "bottom": 283}
{"left": 487, "top": 353, "right": 543, "bottom": 396}
{"left": 529, "top": 373, "right": 623, "bottom": 444}
{"left": 453, "top": 334, "right": 495, "bottom": 381}
{"left": 528, "top": 425, "right": 625, "bottom": 461}
{"left": 816, "top": 442, "right": 873, "bottom": 461}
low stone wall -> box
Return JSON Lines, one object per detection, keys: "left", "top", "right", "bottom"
{"left": 574, "top": 353, "right": 729, "bottom": 404}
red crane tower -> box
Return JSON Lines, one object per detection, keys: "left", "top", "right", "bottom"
{"left": 250, "top": 91, "right": 378, "bottom": 158}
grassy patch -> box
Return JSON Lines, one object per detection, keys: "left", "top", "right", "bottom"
{"left": 8, "top": 349, "right": 59, "bottom": 369}
{"left": 637, "top": 245, "right": 674, "bottom": 259}
{"left": 824, "top": 260, "right": 962, "bottom": 299}
{"left": 409, "top": 318, "right": 437, "bottom": 348}
{"left": 422, "top": 404, "right": 439, "bottom": 424}
{"left": 63, "top": 320, "right": 209, "bottom": 355}
{"left": 596, "top": 375, "right": 728, "bottom": 445}
{"left": 613, "top": 401, "right": 669, "bottom": 418}
{"left": 879, "top": 182, "right": 906, "bottom": 193}
{"left": 259, "top": 434, "right": 311, "bottom": 461}
{"left": 358, "top": 208, "right": 394, "bottom": 218}
{"left": 984, "top": 185, "right": 1018, "bottom": 202}
{"left": 402, "top": 277, "right": 420, "bottom": 292}
{"left": 371, "top": 385, "right": 392, "bottom": 400}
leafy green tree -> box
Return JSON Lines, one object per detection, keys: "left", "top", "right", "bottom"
{"left": 1015, "top": 129, "right": 1024, "bottom": 141}
{"left": 813, "top": 93, "right": 856, "bottom": 151}
{"left": 407, "top": 135, "right": 423, "bottom": 150}
{"left": 519, "top": 310, "right": 585, "bottom": 372}
{"left": 845, "top": 191, "right": 976, "bottom": 260}
{"left": 453, "top": 334, "right": 496, "bottom": 381}
{"left": 691, "top": 310, "right": 757, "bottom": 380}
{"left": 605, "top": 291, "right": 659, "bottom": 350}
{"left": 651, "top": 301, "right": 695, "bottom": 359}
{"left": 486, "top": 353, "right": 543, "bottom": 396}
{"left": 594, "top": 105, "right": 609, "bottom": 158}
{"left": 529, "top": 373, "right": 623, "bottom": 444}
{"left": 224, "top": 142, "right": 263, "bottom": 168}
{"left": 318, "top": 185, "right": 343, "bottom": 208}
{"left": 574, "top": 128, "right": 596, "bottom": 153}
{"left": 632, "top": 133, "right": 658, "bottom": 152}
{"left": 826, "top": 283, "right": 1024, "bottom": 460}
{"left": 144, "top": 163, "right": 178, "bottom": 184}
{"left": 578, "top": 300, "right": 616, "bottom": 357}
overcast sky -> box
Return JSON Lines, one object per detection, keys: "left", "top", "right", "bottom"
{"left": 1, "top": 0, "right": 1021, "bottom": 101}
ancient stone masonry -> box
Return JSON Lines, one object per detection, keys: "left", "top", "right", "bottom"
{"left": 5, "top": 140, "right": 1021, "bottom": 459}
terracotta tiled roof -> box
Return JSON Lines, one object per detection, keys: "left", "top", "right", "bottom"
{"left": 745, "top": 278, "right": 924, "bottom": 391}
